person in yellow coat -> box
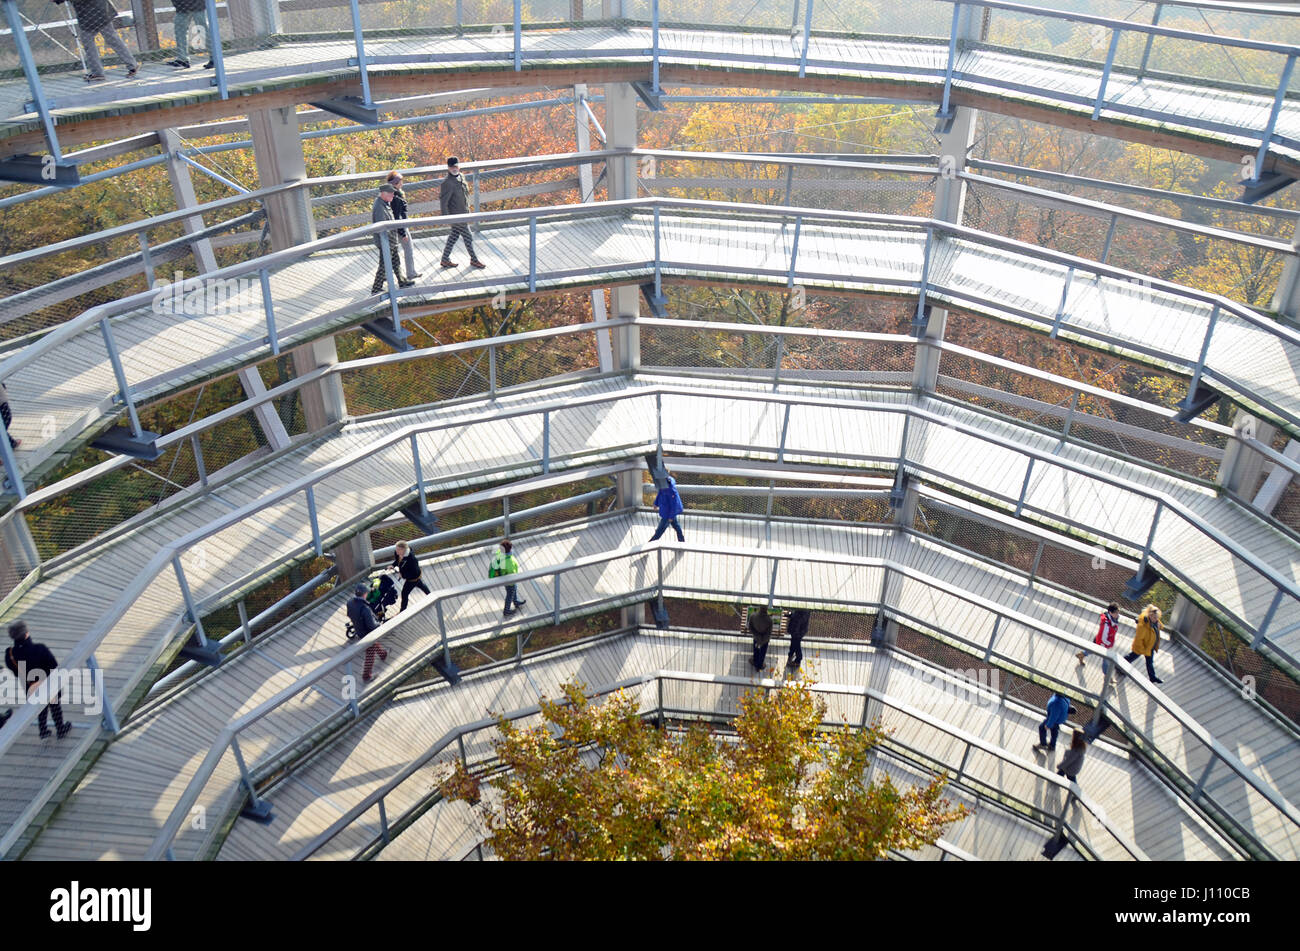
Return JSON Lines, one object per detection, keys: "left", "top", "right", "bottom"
{"left": 1124, "top": 604, "right": 1164, "bottom": 684}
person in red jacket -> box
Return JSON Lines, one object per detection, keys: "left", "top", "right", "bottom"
{"left": 1077, "top": 601, "right": 1119, "bottom": 675}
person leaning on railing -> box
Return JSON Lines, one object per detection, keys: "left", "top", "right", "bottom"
{"left": 164, "top": 0, "right": 214, "bottom": 70}
{"left": 52, "top": 0, "right": 139, "bottom": 83}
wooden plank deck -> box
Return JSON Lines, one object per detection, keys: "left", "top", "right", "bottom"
{"left": 218, "top": 629, "right": 1234, "bottom": 862}
{"left": 2, "top": 26, "right": 1297, "bottom": 170}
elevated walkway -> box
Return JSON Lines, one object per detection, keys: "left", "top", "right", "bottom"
{"left": 23, "top": 510, "right": 1297, "bottom": 860}
{"left": 8, "top": 374, "right": 1300, "bottom": 855}
{"left": 7, "top": 203, "right": 1299, "bottom": 487}
{"left": 3, "top": 24, "right": 1299, "bottom": 178}
{"left": 218, "top": 629, "right": 1235, "bottom": 862}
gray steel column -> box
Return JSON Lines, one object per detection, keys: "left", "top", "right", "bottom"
{"left": 574, "top": 82, "right": 614, "bottom": 372}
{"left": 603, "top": 0, "right": 640, "bottom": 370}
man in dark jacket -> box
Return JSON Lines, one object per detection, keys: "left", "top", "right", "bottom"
{"left": 386, "top": 171, "right": 421, "bottom": 278}
{"left": 371, "top": 184, "right": 414, "bottom": 295}
{"left": 54, "top": 0, "right": 138, "bottom": 82}
{"left": 749, "top": 606, "right": 773, "bottom": 672}
{"left": 785, "top": 608, "right": 810, "bottom": 668}
{"left": 345, "top": 583, "right": 389, "bottom": 682}
{"left": 164, "top": 0, "right": 214, "bottom": 69}
{"left": 649, "top": 475, "right": 685, "bottom": 542}
{"left": 4, "top": 620, "right": 71, "bottom": 738}
{"left": 390, "top": 541, "right": 430, "bottom": 612}
{"left": 439, "top": 157, "right": 485, "bottom": 269}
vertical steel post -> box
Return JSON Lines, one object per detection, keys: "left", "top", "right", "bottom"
{"left": 786, "top": 215, "right": 802, "bottom": 288}
{"left": 100, "top": 316, "right": 144, "bottom": 439}
{"left": 306, "top": 486, "right": 323, "bottom": 556}
{"left": 1060, "top": 390, "right": 1080, "bottom": 443}
{"left": 798, "top": 0, "right": 813, "bottom": 78}
{"left": 1135, "top": 500, "right": 1162, "bottom": 581}
{"left": 237, "top": 599, "right": 252, "bottom": 644}
{"left": 3, "top": 0, "right": 63, "bottom": 160}
{"left": 655, "top": 392, "right": 663, "bottom": 470}
{"left": 138, "top": 232, "right": 156, "bottom": 288}
{"left": 1014, "top": 458, "right": 1035, "bottom": 516}
{"left": 86, "top": 653, "right": 120, "bottom": 733}
{"left": 410, "top": 433, "right": 429, "bottom": 516}
{"left": 0, "top": 421, "right": 26, "bottom": 502}
{"left": 1092, "top": 29, "right": 1122, "bottom": 120}
{"left": 651, "top": 0, "right": 660, "bottom": 93}
{"left": 230, "top": 734, "right": 270, "bottom": 813}
{"left": 191, "top": 435, "right": 208, "bottom": 489}
{"left": 938, "top": 3, "right": 962, "bottom": 118}
{"left": 1137, "top": 4, "right": 1162, "bottom": 78}
{"left": 552, "top": 571, "right": 561, "bottom": 625}
{"left": 348, "top": 0, "right": 374, "bottom": 106}
{"left": 259, "top": 268, "right": 279, "bottom": 355}
{"left": 528, "top": 215, "right": 537, "bottom": 292}
{"left": 1185, "top": 303, "right": 1219, "bottom": 401}
{"left": 1099, "top": 214, "right": 1119, "bottom": 264}
{"left": 1253, "top": 588, "right": 1284, "bottom": 648}
{"left": 1253, "top": 53, "right": 1297, "bottom": 184}
{"left": 378, "top": 798, "right": 390, "bottom": 844}
{"left": 488, "top": 343, "right": 498, "bottom": 397}
{"left": 513, "top": 0, "right": 522, "bottom": 70}
{"left": 455, "top": 0, "right": 463, "bottom": 30}
{"left": 914, "top": 227, "right": 934, "bottom": 327}
{"left": 437, "top": 600, "right": 450, "bottom": 665}
{"left": 1190, "top": 755, "right": 1217, "bottom": 801}
{"left": 203, "top": 0, "right": 228, "bottom": 99}
{"left": 653, "top": 204, "right": 662, "bottom": 302}
{"left": 173, "top": 554, "right": 210, "bottom": 645}
{"left": 541, "top": 410, "right": 551, "bottom": 473}
{"left": 1049, "top": 267, "right": 1076, "bottom": 338}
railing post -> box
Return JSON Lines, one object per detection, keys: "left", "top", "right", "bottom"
{"left": 772, "top": 335, "right": 786, "bottom": 391}
{"left": 798, "top": 0, "right": 813, "bottom": 78}
{"left": 138, "top": 232, "right": 156, "bottom": 288}
{"left": 1184, "top": 303, "right": 1220, "bottom": 405}
{"left": 306, "top": 486, "right": 323, "bottom": 556}
{"left": 1099, "top": 214, "right": 1119, "bottom": 264}
{"left": 982, "top": 615, "right": 1002, "bottom": 662}
{"left": 348, "top": 0, "right": 374, "bottom": 107}
{"left": 651, "top": 0, "right": 660, "bottom": 93}
{"left": 230, "top": 735, "right": 271, "bottom": 816}
{"left": 655, "top": 393, "right": 664, "bottom": 471}
{"left": 552, "top": 571, "right": 562, "bottom": 625}
{"left": 1049, "top": 267, "right": 1076, "bottom": 338}
{"left": 786, "top": 215, "right": 802, "bottom": 288}
{"left": 1014, "top": 457, "right": 1035, "bottom": 517}
{"left": 1253, "top": 588, "right": 1285, "bottom": 648}
{"left": 937, "top": 2, "right": 962, "bottom": 119}
{"left": 259, "top": 268, "right": 279, "bottom": 355}
{"left": 528, "top": 215, "right": 537, "bottom": 293}
{"left": 455, "top": 0, "right": 462, "bottom": 30}
{"left": 514, "top": 0, "right": 522, "bottom": 71}
{"left": 237, "top": 600, "right": 252, "bottom": 644}
{"left": 0, "top": 421, "right": 26, "bottom": 502}
{"left": 380, "top": 234, "right": 400, "bottom": 327}
{"left": 1252, "top": 53, "right": 1297, "bottom": 184}
{"left": 100, "top": 316, "right": 145, "bottom": 439}
{"left": 86, "top": 653, "right": 120, "bottom": 734}
{"left": 2, "top": 0, "right": 63, "bottom": 160}
{"left": 914, "top": 227, "right": 934, "bottom": 329}
{"left": 1092, "top": 28, "right": 1122, "bottom": 120}
{"left": 1135, "top": 500, "right": 1162, "bottom": 581}
{"left": 410, "top": 434, "right": 429, "bottom": 517}
{"left": 1191, "top": 754, "right": 1217, "bottom": 801}
{"left": 172, "top": 554, "right": 211, "bottom": 647}
{"left": 1060, "top": 390, "right": 1080, "bottom": 443}
{"left": 1137, "top": 3, "right": 1162, "bottom": 78}
{"left": 191, "top": 435, "right": 209, "bottom": 489}
{"left": 437, "top": 600, "right": 450, "bottom": 666}
{"left": 653, "top": 204, "right": 663, "bottom": 303}
{"left": 378, "top": 797, "right": 390, "bottom": 845}
{"left": 203, "top": 0, "right": 228, "bottom": 99}
{"left": 776, "top": 402, "right": 791, "bottom": 459}
{"left": 488, "top": 344, "right": 498, "bottom": 398}
{"left": 542, "top": 410, "right": 551, "bottom": 473}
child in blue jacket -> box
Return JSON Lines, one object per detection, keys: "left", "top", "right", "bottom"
{"left": 649, "top": 475, "right": 685, "bottom": 543}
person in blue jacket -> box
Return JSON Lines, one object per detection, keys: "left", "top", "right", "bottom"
{"left": 649, "top": 474, "right": 685, "bottom": 542}
{"left": 1034, "top": 692, "right": 1077, "bottom": 752}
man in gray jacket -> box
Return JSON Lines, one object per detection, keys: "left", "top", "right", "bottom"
{"left": 371, "top": 184, "right": 415, "bottom": 294}
{"left": 54, "top": 0, "right": 138, "bottom": 82}
{"left": 439, "top": 157, "right": 486, "bottom": 269}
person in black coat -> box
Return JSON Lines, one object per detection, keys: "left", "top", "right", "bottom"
{"left": 386, "top": 171, "right": 421, "bottom": 279}
{"left": 390, "top": 541, "right": 430, "bottom": 612}
{"left": 785, "top": 608, "right": 810, "bottom": 668}
{"left": 345, "top": 583, "right": 388, "bottom": 682}
{"left": 53, "top": 0, "right": 138, "bottom": 82}
{"left": 165, "top": 0, "right": 214, "bottom": 69}
{"left": 749, "top": 606, "right": 773, "bottom": 672}
{"left": 3, "top": 620, "right": 70, "bottom": 738}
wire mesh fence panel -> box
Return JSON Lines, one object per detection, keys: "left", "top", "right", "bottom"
{"left": 493, "top": 329, "right": 600, "bottom": 390}
{"left": 339, "top": 349, "right": 494, "bottom": 417}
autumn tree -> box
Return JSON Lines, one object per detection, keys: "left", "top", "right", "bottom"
{"left": 441, "top": 675, "right": 968, "bottom": 860}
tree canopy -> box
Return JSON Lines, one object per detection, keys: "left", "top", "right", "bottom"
{"left": 441, "top": 675, "right": 968, "bottom": 860}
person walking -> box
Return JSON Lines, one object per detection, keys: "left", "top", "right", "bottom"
{"left": 648, "top": 474, "right": 685, "bottom": 543}
{"left": 163, "top": 0, "right": 215, "bottom": 70}
{"left": 1124, "top": 604, "right": 1165, "bottom": 684}
{"left": 345, "top": 583, "right": 389, "bottom": 682}
{"left": 386, "top": 171, "right": 421, "bottom": 279}
{"left": 785, "top": 607, "right": 810, "bottom": 669}
{"left": 390, "top": 541, "right": 430, "bottom": 612}
{"left": 439, "top": 157, "right": 486, "bottom": 269}
{"left": 0, "top": 381, "right": 21, "bottom": 450}
{"left": 749, "top": 605, "right": 773, "bottom": 672}
{"left": 1056, "top": 730, "right": 1088, "bottom": 784}
{"left": 1077, "top": 601, "right": 1119, "bottom": 675}
{"left": 490, "top": 539, "right": 526, "bottom": 617}
{"left": 1033, "top": 692, "right": 1076, "bottom": 752}
{"left": 371, "top": 184, "right": 414, "bottom": 295}
{"left": 54, "top": 0, "right": 138, "bottom": 82}
{"left": 3, "top": 620, "right": 71, "bottom": 738}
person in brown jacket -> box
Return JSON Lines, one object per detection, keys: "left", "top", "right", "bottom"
{"left": 1123, "top": 604, "right": 1164, "bottom": 684}
{"left": 1056, "top": 730, "right": 1087, "bottom": 783}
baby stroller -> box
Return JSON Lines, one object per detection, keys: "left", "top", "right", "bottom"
{"left": 344, "top": 572, "right": 400, "bottom": 638}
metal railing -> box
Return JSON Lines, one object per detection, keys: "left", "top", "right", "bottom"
{"left": 288, "top": 665, "right": 1146, "bottom": 862}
